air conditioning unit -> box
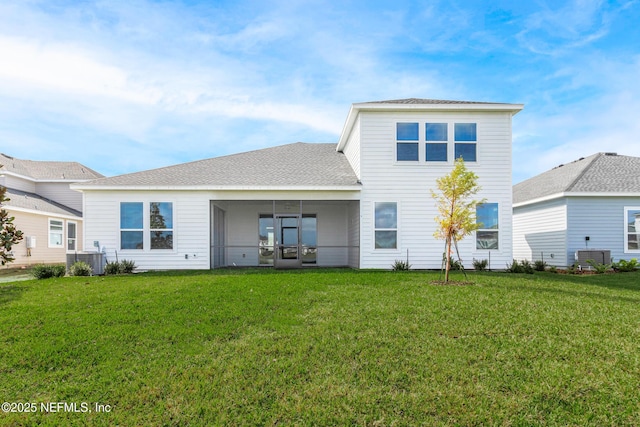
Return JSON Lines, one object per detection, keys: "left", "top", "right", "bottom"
{"left": 66, "top": 252, "right": 105, "bottom": 275}
{"left": 575, "top": 250, "right": 611, "bottom": 268}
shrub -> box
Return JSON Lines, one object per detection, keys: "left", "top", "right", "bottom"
{"left": 69, "top": 261, "right": 93, "bottom": 277}
{"left": 547, "top": 265, "right": 558, "bottom": 274}
{"left": 120, "top": 259, "right": 136, "bottom": 274}
{"left": 472, "top": 258, "right": 488, "bottom": 271}
{"left": 506, "top": 259, "right": 534, "bottom": 274}
{"left": 449, "top": 259, "right": 464, "bottom": 271}
{"left": 31, "top": 264, "right": 66, "bottom": 279}
{"left": 586, "top": 259, "right": 611, "bottom": 274}
{"left": 534, "top": 260, "right": 547, "bottom": 272}
{"left": 105, "top": 260, "right": 137, "bottom": 275}
{"left": 391, "top": 260, "right": 411, "bottom": 271}
{"left": 612, "top": 258, "right": 638, "bottom": 272}
{"left": 567, "top": 261, "right": 581, "bottom": 274}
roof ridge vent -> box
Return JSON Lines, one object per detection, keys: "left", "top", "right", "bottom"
{"left": 604, "top": 152, "right": 617, "bottom": 156}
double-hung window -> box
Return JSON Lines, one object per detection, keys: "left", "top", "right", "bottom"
{"left": 476, "top": 203, "right": 499, "bottom": 250}
{"left": 396, "top": 123, "right": 419, "bottom": 161}
{"left": 375, "top": 202, "right": 397, "bottom": 249}
{"left": 625, "top": 207, "right": 640, "bottom": 252}
{"left": 67, "top": 221, "right": 77, "bottom": 251}
{"left": 49, "top": 219, "right": 64, "bottom": 248}
{"left": 426, "top": 123, "right": 448, "bottom": 162}
{"left": 120, "top": 202, "right": 144, "bottom": 250}
{"left": 454, "top": 123, "right": 477, "bottom": 162}
{"left": 150, "top": 202, "right": 174, "bottom": 250}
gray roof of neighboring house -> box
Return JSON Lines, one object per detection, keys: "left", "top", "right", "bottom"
{"left": 0, "top": 153, "right": 103, "bottom": 181}
{"left": 513, "top": 153, "right": 640, "bottom": 204}
{"left": 3, "top": 188, "right": 82, "bottom": 217}
{"left": 75, "top": 142, "right": 360, "bottom": 189}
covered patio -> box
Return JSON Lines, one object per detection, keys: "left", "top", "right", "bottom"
{"left": 210, "top": 199, "right": 360, "bottom": 268}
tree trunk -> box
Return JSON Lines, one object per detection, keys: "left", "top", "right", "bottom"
{"left": 445, "top": 236, "right": 452, "bottom": 282}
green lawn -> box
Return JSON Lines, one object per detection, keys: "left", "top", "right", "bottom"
{"left": 1, "top": 269, "right": 639, "bottom": 426}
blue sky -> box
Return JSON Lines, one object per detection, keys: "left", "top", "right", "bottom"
{"left": 1, "top": 0, "right": 639, "bottom": 183}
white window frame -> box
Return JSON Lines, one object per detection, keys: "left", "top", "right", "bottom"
{"left": 624, "top": 207, "right": 640, "bottom": 254}
{"left": 119, "top": 201, "right": 177, "bottom": 252}
{"left": 67, "top": 220, "right": 78, "bottom": 252}
{"left": 373, "top": 201, "right": 399, "bottom": 251}
{"left": 48, "top": 218, "right": 64, "bottom": 248}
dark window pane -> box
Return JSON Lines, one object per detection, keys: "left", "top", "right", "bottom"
{"left": 121, "top": 231, "right": 143, "bottom": 250}
{"left": 121, "top": 202, "right": 143, "bottom": 229}
{"left": 455, "top": 123, "right": 477, "bottom": 141}
{"left": 396, "top": 123, "right": 419, "bottom": 141}
{"left": 455, "top": 143, "right": 477, "bottom": 162}
{"left": 375, "top": 231, "right": 397, "bottom": 249}
{"left": 151, "top": 231, "right": 173, "bottom": 249}
{"left": 397, "top": 143, "right": 419, "bottom": 161}
{"left": 426, "top": 123, "right": 447, "bottom": 141}
{"left": 426, "top": 143, "right": 448, "bottom": 161}
{"left": 150, "top": 202, "right": 173, "bottom": 229}
{"left": 627, "top": 210, "right": 640, "bottom": 232}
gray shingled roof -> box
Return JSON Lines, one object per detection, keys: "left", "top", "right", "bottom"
{"left": 513, "top": 153, "right": 640, "bottom": 204}
{"left": 0, "top": 153, "right": 103, "bottom": 181}
{"left": 3, "top": 188, "right": 82, "bottom": 217}
{"left": 75, "top": 142, "right": 359, "bottom": 188}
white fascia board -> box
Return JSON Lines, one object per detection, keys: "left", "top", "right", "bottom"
{"left": 513, "top": 192, "right": 565, "bottom": 208}
{"left": 72, "top": 184, "right": 363, "bottom": 192}
{"left": 5, "top": 205, "right": 82, "bottom": 220}
{"left": 513, "top": 191, "right": 640, "bottom": 208}
{"left": 2, "top": 171, "right": 93, "bottom": 183}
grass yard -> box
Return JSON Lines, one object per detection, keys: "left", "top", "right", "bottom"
{"left": 1, "top": 269, "right": 639, "bottom": 426}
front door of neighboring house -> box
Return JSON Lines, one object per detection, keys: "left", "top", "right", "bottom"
{"left": 274, "top": 214, "right": 302, "bottom": 269}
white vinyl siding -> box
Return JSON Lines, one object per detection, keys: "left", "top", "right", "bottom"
{"left": 513, "top": 199, "right": 568, "bottom": 267}
{"left": 83, "top": 191, "right": 211, "bottom": 270}
{"left": 358, "top": 110, "right": 514, "bottom": 269}
{"left": 341, "top": 115, "right": 362, "bottom": 179}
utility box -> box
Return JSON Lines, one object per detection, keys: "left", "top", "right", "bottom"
{"left": 26, "top": 236, "right": 36, "bottom": 248}
{"left": 575, "top": 250, "right": 611, "bottom": 269}
{"left": 67, "top": 252, "right": 105, "bottom": 275}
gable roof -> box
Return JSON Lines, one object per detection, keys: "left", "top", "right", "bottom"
{"left": 513, "top": 153, "right": 640, "bottom": 205}
{"left": 0, "top": 153, "right": 103, "bottom": 181}
{"left": 3, "top": 188, "right": 82, "bottom": 218}
{"left": 337, "top": 98, "right": 524, "bottom": 151}
{"left": 73, "top": 142, "right": 360, "bottom": 190}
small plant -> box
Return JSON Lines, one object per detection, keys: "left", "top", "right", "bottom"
{"left": 472, "top": 258, "right": 488, "bottom": 271}
{"left": 567, "top": 261, "right": 581, "bottom": 274}
{"left": 120, "top": 259, "right": 136, "bottom": 274}
{"left": 506, "top": 259, "right": 534, "bottom": 274}
{"left": 547, "top": 265, "right": 558, "bottom": 274}
{"left": 31, "top": 264, "right": 66, "bottom": 279}
{"left": 104, "top": 261, "right": 121, "bottom": 275}
{"left": 69, "top": 261, "right": 93, "bottom": 276}
{"left": 105, "top": 260, "right": 137, "bottom": 275}
{"left": 586, "top": 259, "right": 611, "bottom": 274}
{"left": 612, "top": 258, "right": 638, "bottom": 272}
{"left": 534, "top": 260, "right": 547, "bottom": 272}
{"left": 392, "top": 260, "right": 411, "bottom": 271}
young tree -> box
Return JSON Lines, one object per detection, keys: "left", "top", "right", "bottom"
{"left": 0, "top": 185, "right": 24, "bottom": 266}
{"left": 431, "top": 158, "right": 484, "bottom": 282}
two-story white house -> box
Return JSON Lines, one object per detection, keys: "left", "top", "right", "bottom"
{"left": 73, "top": 98, "right": 523, "bottom": 270}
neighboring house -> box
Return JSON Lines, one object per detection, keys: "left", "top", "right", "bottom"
{"left": 73, "top": 98, "right": 523, "bottom": 270}
{"left": 0, "top": 153, "right": 103, "bottom": 267}
{"left": 513, "top": 152, "right": 640, "bottom": 267}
